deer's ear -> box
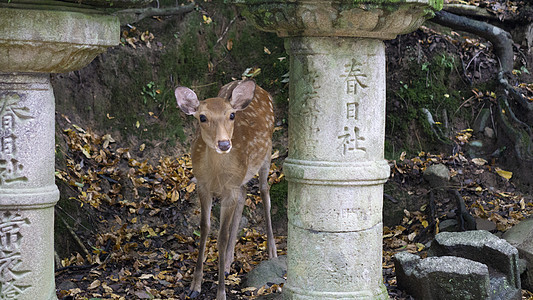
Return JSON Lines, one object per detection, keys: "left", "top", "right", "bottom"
{"left": 175, "top": 87, "right": 199, "bottom": 115}
{"left": 230, "top": 80, "right": 256, "bottom": 111}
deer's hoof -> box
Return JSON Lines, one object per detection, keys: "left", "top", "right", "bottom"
{"left": 187, "top": 290, "right": 200, "bottom": 298}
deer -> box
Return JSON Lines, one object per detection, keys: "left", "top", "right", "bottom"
{"left": 174, "top": 80, "right": 278, "bottom": 300}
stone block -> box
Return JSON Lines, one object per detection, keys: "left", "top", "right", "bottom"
{"left": 395, "top": 252, "right": 490, "bottom": 300}
{"left": 503, "top": 217, "right": 533, "bottom": 290}
{"left": 395, "top": 231, "right": 522, "bottom": 299}
{"left": 430, "top": 230, "right": 521, "bottom": 293}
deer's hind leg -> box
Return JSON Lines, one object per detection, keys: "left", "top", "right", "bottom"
{"left": 259, "top": 153, "right": 277, "bottom": 258}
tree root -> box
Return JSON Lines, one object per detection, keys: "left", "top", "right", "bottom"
{"left": 430, "top": 9, "right": 533, "bottom": 163}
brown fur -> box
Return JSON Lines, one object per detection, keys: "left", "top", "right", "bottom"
{"left": 175, "top": 80, "right": 277, "bottom": 300}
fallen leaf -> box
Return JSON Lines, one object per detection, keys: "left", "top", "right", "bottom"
{"left": 495, "top": 167, "right": 512, "bottom": 180}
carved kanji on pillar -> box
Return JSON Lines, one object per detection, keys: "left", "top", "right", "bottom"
{"left": 0, "top": 212, "right": 31, "bottom": 299}
{"left": 0, "top": 93, "right": 33, "bottom": 186}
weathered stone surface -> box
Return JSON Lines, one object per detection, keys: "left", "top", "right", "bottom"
{"left": 395, "top": 252, "right": 491, "bottom": 300}
{"left": 0, "top": 74, "right": 59, "bottom": 300}
{"left": 234, "top": 1, "right": 444, "bottom": 299}
{"left": 236, "top": 0, "right": 442, "bottom": 39}
{"left": 59, "top": 0, "right": 153, "bottom": 8}
{"left": 0, "top": 7, "right": 118, "bottom": 73}
{"left": 245, "top": 255, "right": 287, "bottom": 290}
{"left": 0, "top": 3, "right": 121, "bottom": 299}
{"left": 429, "top": 230, "right": 522, "bottom": 299}
{"left": 423, "top": 163, "right": 450, "bottom": 188}
{"left": 285, "top": 223, "right": 387, "bottom": 299}
{"left": 503, "top": 217, "right": 533, "bottom": 290}
{"left": 396, "top": 231, "right": 522, "bottom": 299}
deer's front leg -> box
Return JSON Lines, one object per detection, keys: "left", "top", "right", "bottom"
{"left": 224, "top": 187, "right": 246, "bottom": 273}
{"left": 259, "top": 155, "right": 278, "bottom": 258}
{"left": 188, "top": 188, "right": 212, "bottom": 298}
{"left": 216, "top": 189, "right": 242, "bottom": 300}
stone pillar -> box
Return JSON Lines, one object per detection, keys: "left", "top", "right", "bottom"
{"left": 0, "top": 3, "right": 120, "bottom": 299}
{"left": 236, "top": 1, "right": 443, "bottom": 299}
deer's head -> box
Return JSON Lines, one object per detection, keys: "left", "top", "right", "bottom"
{"left": 175, "top": 80, "right": 256, "bottom": 154}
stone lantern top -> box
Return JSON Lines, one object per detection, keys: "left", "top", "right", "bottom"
{"left": 234, "top": 0, "right": 443, "bottom": 39}
{"left": 0, "top": 0, "right": 151, "bottom": 73}
{"left": 0, "top": 0, "right": 152, "bottom": 9}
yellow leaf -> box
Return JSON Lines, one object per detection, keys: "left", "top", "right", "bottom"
{"left": 186, "top": 182, "right": 196, "bottom": 193}
{"left": 416, "top": 242, "right": 425, "bottom": 251}
{"left": 143, "top": 239, "right": 151, "bottom": 248}
{"left": 264, "top": 46, "right": 271, "bottom": 54}
{"left": 171, "top": 190, "right": 180, "bottom": 203}
{"left": 82, "top": 144, "right": 91, "bottom": 158}
{"left": 136, "top": 121, "right": 140, "bottom": 128}
{"left": 421, "top": 220, "right": 429, "bottom": 228}
{"left": 495, "top": 167, "right": 512, "bottom": 180}
{"left": 88, "top": 279, "right": 101, "bottom": 290}
{"left": 202, "top": 15, "right": 212, "bottom": 24}
{"left": 475, "top": 186, "right": 483, "bottom": 192}
{"left": 226, "top": 39, "right": 233, "bottom": 51}
{"left": 139, "top": 143, "right": 146, "bottom": 152}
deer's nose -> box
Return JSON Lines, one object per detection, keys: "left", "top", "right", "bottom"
{"left": 218, "top": 140, "right": 231, "bottom": 152}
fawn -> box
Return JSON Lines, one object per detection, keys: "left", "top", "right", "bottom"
{"left": 175, "top": 80, "right": 278, "bottom": 300}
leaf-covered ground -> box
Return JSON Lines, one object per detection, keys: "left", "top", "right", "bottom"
{"left": 55, "top": 116, "right": 287, "bottom": 299}
{"left": 55, "top": 116, "right": 533, "bottom": 299}
{"left": 53, "top": 2, "right": 533, "bottom": 298}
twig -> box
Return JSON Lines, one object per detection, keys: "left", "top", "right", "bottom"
{"left": 216, "top": 16, "right": 237, "bottom": 46}
{"left": 56, "top": 209, "right": 91, "bottom": 258}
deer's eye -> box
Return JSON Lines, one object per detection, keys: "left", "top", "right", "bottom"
{"left": 199, "top": 115, "right": 207, "bottom": 122}
{"left": 229, "top": 113, "right": 235, "bottom": 120}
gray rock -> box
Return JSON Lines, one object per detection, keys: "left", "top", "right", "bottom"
{"left": 423, "top": 164, "right": 450, "bottom": 189}
{"left": 395, "top": 231, "right": 521, "bottom": 299}
{"left": 430, "top": 230, "right": 521, "bottom": 299}
{"left": 484, "top": 127, "right": 495, "bottom": 139}
{"left": 503, "top": 217, "right": 533, "bottom": 290}
{"left": 395, "top": 252, "right": 490, "bottom": 300}
{"left": 439, "top": 218, "right": 458, "bottom": 232}
{"left": 245, "top": 255, "right": 287, "bottom": 290}
{"left": 474, "top": 108, "right": 491, "bottom": 132}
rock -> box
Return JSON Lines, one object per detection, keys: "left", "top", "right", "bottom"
{"left": 502, "top": 217, "right": 533, "bottom": 290}
{"left": 473, "top": 108, "right": 491, "bottom": 132}
{"left": 484, "top": 127, "right": 495, "bottom": 139}
{"left": 395, "top": 252, "right": 490, "bottom": 300}
{"left": 423, "top": 164, "right": 450, "bottom": 189}
{"left": 395, "top": 231, "right": 522, "bottom": 299}
{"left": 475, "top": 217, "right": 497, "bottom": 232}
{"left": 245, "top": 255, "right": 287, "bottom": 290}
{"left": 438, "top": 218, "right": 458, "bottom": 232}
{"left": 430, "top": 230, "right": 521, "bottom": 300}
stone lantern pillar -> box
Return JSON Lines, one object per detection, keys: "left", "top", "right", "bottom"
{"left": 0, "top": 1, "right": 136, "bottom": 298}
{"left": 236, "top": 1, "right": 443, "bottom": 299}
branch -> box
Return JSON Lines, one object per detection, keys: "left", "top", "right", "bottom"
{"left": 443, "top": 4, "right": 495, "bottom": 20}
{"left": 430, "top": 10, "right": 514, "bottom": 73}
{"left": 115, "top": 4, "right": 195, "bottom": 26}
